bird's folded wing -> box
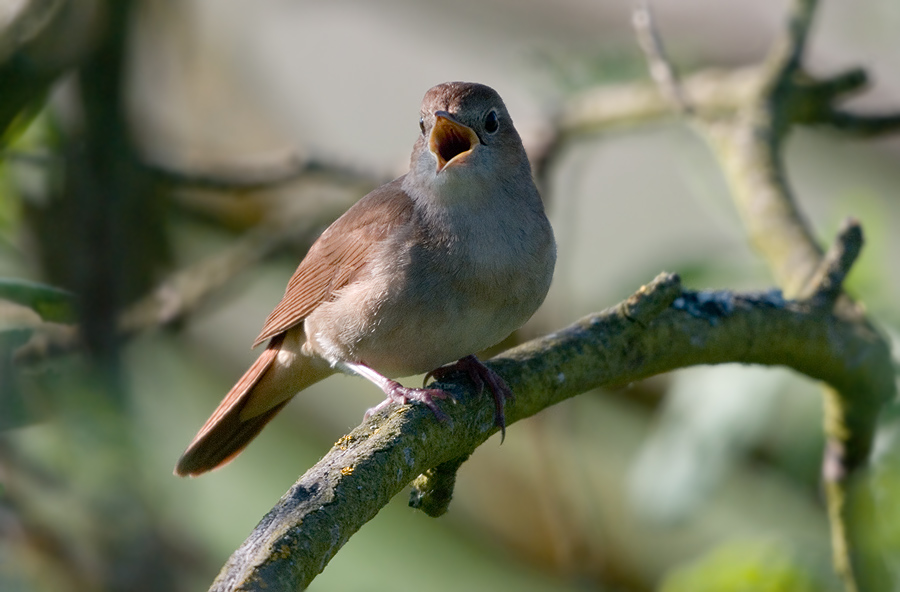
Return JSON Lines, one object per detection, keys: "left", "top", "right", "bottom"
{"left": 252, "top": 177, "right": 415, "bottom": 347}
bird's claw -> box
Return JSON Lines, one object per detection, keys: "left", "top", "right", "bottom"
{"left": 424, "top": 355, "right": 513, "bottom": 441}
{"left": 366, "top": 380, "right": 453, "bottom": 422}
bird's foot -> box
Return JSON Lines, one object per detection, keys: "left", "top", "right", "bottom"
{"left": 424, "top": 355, "right": 513, "bottom": 441}
{"left": 365, "top": 380, "right": 453, "bottom": 422}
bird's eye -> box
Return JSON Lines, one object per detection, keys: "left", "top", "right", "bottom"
{"left": 484, "top": 110, "right": 499, "bottom": 134}
{"left": 419, "top": 117, "right": 425, "bottom": 134}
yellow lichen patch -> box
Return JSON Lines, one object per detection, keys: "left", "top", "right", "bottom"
{"left": 334, "top": 435, "right": 353, "bottom": 450}
{"left": 341, "top": 465, "right": 355, "bottom": 476}
{"left": 278, "top": 544, "right": 291, "bottom": 559}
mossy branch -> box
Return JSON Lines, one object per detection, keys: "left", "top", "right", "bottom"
{"left": 208, "top": 271, "right": 894, "bottom": 591}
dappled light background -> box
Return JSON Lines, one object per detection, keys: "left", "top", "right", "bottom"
{"left": 2, "top": 1, "right": 900, "bottom": 591}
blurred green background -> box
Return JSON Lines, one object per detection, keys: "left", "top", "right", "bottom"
{"left": 1, "top": 1, "right": 899, "bottom": 591}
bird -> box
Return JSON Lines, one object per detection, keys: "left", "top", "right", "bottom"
{"left": 175, "top": 82, "right": 556, "bottom": 477}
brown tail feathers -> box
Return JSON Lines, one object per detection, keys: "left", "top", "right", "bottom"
{"left": 175, "top": 335, "right": 287, "bottom": 477}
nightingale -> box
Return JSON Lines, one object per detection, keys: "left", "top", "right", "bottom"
{"left": 175, "top": 82, "right": 556, "bottom": 477}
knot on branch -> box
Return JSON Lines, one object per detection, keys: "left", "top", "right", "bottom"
{"left": 408, "top": 454, "right": 471, "bottom": 517}
{"left": 618, "top": 271, "right": 681, "bottom": 325}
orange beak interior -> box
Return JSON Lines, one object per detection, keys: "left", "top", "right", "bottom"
{"left": 429, "top": 114, "right": 480, "bottom": 172}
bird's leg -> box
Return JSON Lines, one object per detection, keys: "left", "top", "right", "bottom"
{"left": 424, "top": 355, "right": 513, "bottom": 442}
{"left": 340, "top": 361, "right": 452, "bottom": 421}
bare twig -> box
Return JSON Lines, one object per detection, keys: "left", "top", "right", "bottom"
{"left": 762, "top": 0, "right": 818, "bottom": 86}
{"left": 145, "top": 154, "right": 310, "bottom": 191}
{"left": 537, "top": 61, "right": 900, "bottom": 179}
{"left": 803, "top": 218, "right": 863, "bottom": 308}
{"left": 145, "top": 155, "right": 376, "bottom": 193}
{"left": 826, "top": 110, "right": 900, "bottom": 137}
{"left": 117, "top": 185, "right": 358, "bottom": 335}
{"left": 558, "top": 67, "right": 761, "bottom": 133}
{"left": 14, "top": 172, "right": 376, "bottom": 364}
{"left": 632, "top": 0, "right": 693, "bottom": 116}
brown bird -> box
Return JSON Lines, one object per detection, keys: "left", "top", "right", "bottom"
{"left": 175, "top": 82, "right": 556, "bottom": 477}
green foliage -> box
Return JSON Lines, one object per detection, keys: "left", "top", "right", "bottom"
{"left": 0, "top": 92, "right": 48, "bottom": 149}
{"left": 660, "top": 539, "right": 836, "bottom": 592}
{"left": 0, "top": 108, "right": 59, "bottom": 252}
{"left": 0, "top": 276, "right": 76, "bottom": 430}
{"left": 0, "top": 278, "right": 76, "bottom": 323}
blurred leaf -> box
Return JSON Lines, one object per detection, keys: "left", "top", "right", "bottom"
{"left": 0, "top": 324, "right": 37, "bottom": 429}
{"left": 0, "top": 163, "right": 18, "bottom": 243}
{"left": 628, "top": 365, "right": 790, "bottom": 522}
{"left": 0, "top": 278, "right": 76, "bottom": 322}
{"left": 0, "top": 0, "right": 83, "bottom": 142}
{"left": 0, "top": 92, "right": 49, "bottom": 148}
{"left": 0, "top": 0, "right": 68, "bottom": 60}
{"left": 660, "top": 539, "right": 836, "bottom": 592}
{"left": 1, "top": 107, "right": 60, "bottom": 253}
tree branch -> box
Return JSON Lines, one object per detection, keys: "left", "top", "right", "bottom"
{"left": 533, "top": 66, "right": 762, "bottom": 178}
{"left": 631, "top": 1, "right": 896, "bottom": 590}
{"left": 208, "top": 272, "right": 894, "bottom": 591}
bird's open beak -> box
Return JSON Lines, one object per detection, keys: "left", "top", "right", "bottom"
{"left": 429, "top": 111, "right": 481, "bottom": 172}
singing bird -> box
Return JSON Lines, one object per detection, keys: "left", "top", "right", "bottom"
{"left": 175, "top": 82, "right": 556, "bottom": 476}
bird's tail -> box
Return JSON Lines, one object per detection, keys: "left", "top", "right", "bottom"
{"left": 174, "top": 332, "right": 331, "bottom": 476}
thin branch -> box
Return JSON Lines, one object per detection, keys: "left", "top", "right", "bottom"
{"left": 145, "top": 155, "right": 376, "bottom": 193}
{"left": 806, "top": 68, "right": 869, "bottom": 103}
{"left": 145, "top": 154, "right": 309, "bottom": 191}
{"left": 208, "top": 272, "right": 894, "bottom": 591}
{"left": 803, "top": 218, "right": 863, "bottom": 307}
{"left": 551, "top": 64, "right": 900, "bottom": 142}
{"left": 631, "top": 0, "right": 693, "bottom": 116}
{"left": 14, "top": 175, "right": 375, "bottom": 364}
{"left": 762, "top": 0, "right": 818, "bottom": 87}
{"left": 825, "top": 110, "right": 900, "bottom": 137}
{"left": 533, "top": 66, "right": 761, "bottom": 179}
{"left": 701, "top": 65, "right": 824, "bottom": 302}
{"left": 558, "top": 67, "right": 761, "bottom": 133}
{"left": 116, "top": 191, "right": 353, "bottom": 335}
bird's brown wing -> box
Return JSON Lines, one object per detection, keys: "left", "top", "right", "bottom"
{"left": 252, "top": 177, "right": 415, "bottom": 347}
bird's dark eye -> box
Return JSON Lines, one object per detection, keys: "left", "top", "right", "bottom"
{"left": 419, "top": 117, "right": 425, "bottom": 134}
{"left": 484, "top": 110, "right": 499, "bottom": 134}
